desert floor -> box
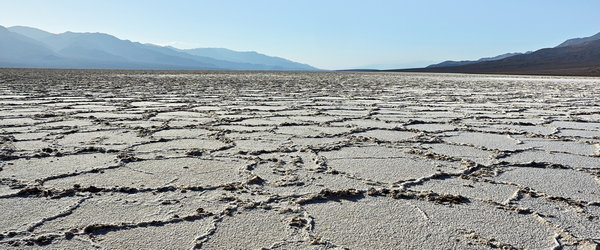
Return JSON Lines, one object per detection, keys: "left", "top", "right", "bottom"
{"left": 0, "top": 70, "right": 599, "bottom": 249}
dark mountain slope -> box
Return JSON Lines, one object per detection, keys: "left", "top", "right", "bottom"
{"left": 422, "top": 32, "right": 600, "bottom": 74}
{"left": 556, "top": 32, "right": 600, "bottom": 48}
{"left": 426, "top": 52, "right": 525, "bottom": 68}
{"left": 394, "top": 39, "right": 600, "bottom": 76}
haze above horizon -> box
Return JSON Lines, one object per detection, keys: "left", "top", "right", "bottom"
{"left": 1, "top": 0, "right": 599, "bottom": 70}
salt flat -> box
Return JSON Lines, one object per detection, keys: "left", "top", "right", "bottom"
{"left": 0, "top": 69, "right": 599, "bottom": 249}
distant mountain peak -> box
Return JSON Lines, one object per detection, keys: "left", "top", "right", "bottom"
{"left": 180, "top": 47, "right": 317, "bottom": 70}
{"left": 556, "top": 32, "right": 600, "bottom": 48}
{"left": 8, "top": 26, "right": 54, "bottom": 40}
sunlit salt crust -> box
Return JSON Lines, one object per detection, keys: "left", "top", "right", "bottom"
{"left": 0, "top": 70, "right": 598, "bottom": 249}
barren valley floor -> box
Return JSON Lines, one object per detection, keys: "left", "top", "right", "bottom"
{"left": 0, "top": 69, "right": 599, "bottom": 249}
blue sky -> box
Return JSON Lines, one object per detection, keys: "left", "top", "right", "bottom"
{"left": 1, "top": 0, "right": 599, "bottom": 69}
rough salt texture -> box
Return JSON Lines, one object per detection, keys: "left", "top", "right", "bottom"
{"left": 0, "top": 69, "right": 599, "bottom": 249}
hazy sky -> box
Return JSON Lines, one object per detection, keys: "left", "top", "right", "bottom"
{"left": 1, "top": 0, "right": 599, "bottom": 69}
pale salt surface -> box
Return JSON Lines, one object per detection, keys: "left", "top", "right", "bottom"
{"left": 0, "top": 70, "right": 598, "bottom": 249}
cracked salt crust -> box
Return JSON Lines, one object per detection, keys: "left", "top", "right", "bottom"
{"left": 0, "top": 70, "right": 599, "bottom": 249}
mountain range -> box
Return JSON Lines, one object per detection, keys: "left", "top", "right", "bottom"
{"left": 3, "top": 25, "right": 599, "bottom": 75}
{"left": 396, "top": 32, "right": 600, "bottom": 76}
{"left": 0, "top": 25, "right": 318, "bottom": 70}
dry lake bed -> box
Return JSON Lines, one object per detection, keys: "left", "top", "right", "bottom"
{"left": 0, "top": 69, "right": 599, "bottom": 249}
